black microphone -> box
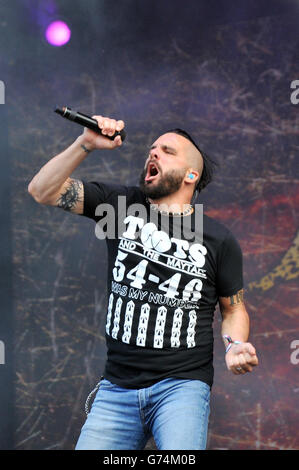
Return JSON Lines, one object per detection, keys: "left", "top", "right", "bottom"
{"left": 54, "top": 106, "right": 126, "bottom": 142}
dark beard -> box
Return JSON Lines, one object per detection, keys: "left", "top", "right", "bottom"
{"left": 139, "top": 167, "right": 186, "bottom": 200}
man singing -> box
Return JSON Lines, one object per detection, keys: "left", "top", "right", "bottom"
{"left": 28, "top": 115, "right": 258, "bottom": 450}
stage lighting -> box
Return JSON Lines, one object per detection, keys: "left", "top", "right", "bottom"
{"left": 45, "top": 20, "right": 71, "bottom": 46}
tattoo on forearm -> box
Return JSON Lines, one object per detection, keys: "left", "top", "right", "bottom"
{"left": 56, "top": 179, "right": 83, "bottom": 211}
{"left": 230, "top": 289, "right": 244, "bottom": 306}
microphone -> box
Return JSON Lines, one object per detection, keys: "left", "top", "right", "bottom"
{"left": 54, "top": 106, "right": 126, "bottom": 142}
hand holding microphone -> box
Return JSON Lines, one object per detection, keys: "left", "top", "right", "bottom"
{"left": 55, "top": 106, "right": 126, "bottom": 152}
{"left": 82, "top": 114, "right": 125, "bottom": 151}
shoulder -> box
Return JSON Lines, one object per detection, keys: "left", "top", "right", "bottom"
{"left": 203, "top": 213, "right": 232, "bottom": 242}
{"left": 126, "top": 185, "right": 146, "bottom": 203}
{"left": 82, "top": 181, "right": 145, "bottom": 220}
{"left": 83, "top": 181, "right": 144, "bottom": 202}
{"left": 202, "top": 213, "right": 242, "bottom": 254}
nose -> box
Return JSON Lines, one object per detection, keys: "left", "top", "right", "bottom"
{"left": 149, "top": 147, "right": 160, "bottom": 160}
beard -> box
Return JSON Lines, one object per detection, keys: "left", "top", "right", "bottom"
{"left": 139, "top": 166, "right": 187, "bottom": 200}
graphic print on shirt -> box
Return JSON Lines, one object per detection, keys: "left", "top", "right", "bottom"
{"left": 106, "top": 214, "right": 207, "bottom": 350}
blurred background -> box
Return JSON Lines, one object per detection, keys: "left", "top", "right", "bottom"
{"left": 0, "top": 0, "right": 298, "bottom": 450}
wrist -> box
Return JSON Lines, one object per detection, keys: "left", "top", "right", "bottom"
{"left": 222, "top": 335, "right": 243, "bottom": 354}
{"left": 76, "top": 135, "right": 95, "bottom": 153}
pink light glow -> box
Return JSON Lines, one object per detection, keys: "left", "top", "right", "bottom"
{"left": 45, "top": 21, "right": 71, "bottom": 46}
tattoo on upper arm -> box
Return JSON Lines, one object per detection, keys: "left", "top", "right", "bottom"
{"left": 56, "top": 179, "right": 83, "bottom": 211}
{"left": 229, "top": 289, "right": 244, "bottom": 306}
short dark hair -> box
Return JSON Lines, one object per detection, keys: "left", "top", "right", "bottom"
{"left": 166, "top": 128, "right": 217, "bottom": 193}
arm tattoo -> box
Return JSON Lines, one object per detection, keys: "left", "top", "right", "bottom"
{"left": 56, "top": 179, "right": 83, "bottom": 211}
{"left": 229, "top": 289, "right": 244, "bottom": 306}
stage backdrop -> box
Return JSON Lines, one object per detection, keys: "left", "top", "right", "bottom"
{"left": 2, "top": 0, "right": 298, "bottom": 449}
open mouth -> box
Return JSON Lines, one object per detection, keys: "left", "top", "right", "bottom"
{"left": 145, "top": 161, "right": 160, "bottom": 182}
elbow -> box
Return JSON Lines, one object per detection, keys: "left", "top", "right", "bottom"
{"left": 27, "top": 180, "right": 39, "bottom": 201}
{"left": 27, "top": 180, "right": 34, "bottom": 197}
{"left": 27, "top": 180, "right": 48, "bottom": 204}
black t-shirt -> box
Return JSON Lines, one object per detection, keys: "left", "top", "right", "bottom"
{"left": 81, "top": 181, "right": 243, "bottom": 389}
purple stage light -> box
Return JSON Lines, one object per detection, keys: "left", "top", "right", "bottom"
{"left": 45, "top": 21, "right": 71, "bottom": 46}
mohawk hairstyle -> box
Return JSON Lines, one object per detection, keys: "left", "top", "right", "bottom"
{"left": 166, "top": 128, "right": 217, "bottom": 194}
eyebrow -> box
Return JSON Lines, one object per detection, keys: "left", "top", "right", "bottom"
{"left": 150, "top": 144, "right": 177, "bottom": 154}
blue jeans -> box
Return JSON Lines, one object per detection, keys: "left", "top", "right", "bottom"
{"left": 75, "top": 377, "right": 210, "bottom": 450}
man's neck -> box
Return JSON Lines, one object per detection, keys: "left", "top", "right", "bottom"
{"left": 148, "top": 193, "right": 192, "bottom": 214}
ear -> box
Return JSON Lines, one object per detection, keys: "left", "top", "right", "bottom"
{"left": 185, "top": 170, "right": 199, "bottom": 184}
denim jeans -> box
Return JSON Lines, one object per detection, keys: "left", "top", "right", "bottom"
{"left": 75, "top": 376, "right": 210, "bottom": 450}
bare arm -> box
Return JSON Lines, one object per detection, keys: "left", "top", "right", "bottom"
{"left": 28, "top": 116, "right": 125, "bottom": 214}
{"left": 28, "top": 136, "right": 88, "bottom": 213}
{"left": 219, "top": 289, "right": 259, "bottom": 375}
